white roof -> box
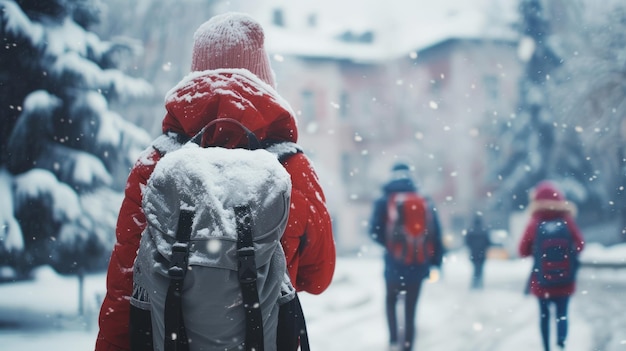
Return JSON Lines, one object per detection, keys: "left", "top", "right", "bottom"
{"left": 230, "top": 0, "right": 519, "bottom": 62}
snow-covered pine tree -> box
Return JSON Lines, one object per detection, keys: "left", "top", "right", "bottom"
{"left": 487, "top": 0, "right": 598, "bottom": 230}
{"left": 540, "top": 0, "right": 626, "bottom": 242}
{"left": 0, "top": 0, "right": 152, "bottom": 277}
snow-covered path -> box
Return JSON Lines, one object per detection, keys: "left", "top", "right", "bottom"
{"left": 0, "top": 248, "right": 625, "bottom": 351}
{"left": 301, "top": 252, "right": 594, "bottom": 351}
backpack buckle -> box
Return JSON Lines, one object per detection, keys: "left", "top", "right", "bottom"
{"left": 237, "top": 246, "right": 257, "bottom": 283}
{"left": 168, "top": 242, "right": 189, "bottom": 279}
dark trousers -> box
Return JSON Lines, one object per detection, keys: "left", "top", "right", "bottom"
{"left": 538, "top": 296, "right": 570, "bottom": 351}
{"left": 471, "top": 260, "right": 485, "bottom": 289}
{"left": 386, "top": 281, "right": 423, "bottom": 351}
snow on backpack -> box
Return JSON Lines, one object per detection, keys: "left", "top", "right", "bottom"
{"left": 385, "top": 192, "right": 432, "bottom": 265}
{"left": 129, "top": 119, "right": 310, "bottom": 351}
{"left": 532, "top": 219, "right": 578, "bottom": 287}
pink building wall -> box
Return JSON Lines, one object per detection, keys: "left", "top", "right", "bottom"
{"left": 272, "top": 39, "right": 523, "bottom": 252}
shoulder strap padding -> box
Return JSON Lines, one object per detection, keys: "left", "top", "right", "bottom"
{"left": 151, "top": 133, "right": 185, "bottom": 156}
{"left": 264, "top": 141, "right": 303, "bottom": 163}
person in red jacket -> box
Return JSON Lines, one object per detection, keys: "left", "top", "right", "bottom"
{"left": 518, "top": 180, "right": 584, "bottom": 351}
{"left": 95, "top": 12, "right": 336, "bottom": 351}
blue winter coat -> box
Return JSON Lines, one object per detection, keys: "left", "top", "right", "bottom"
{"left": 369, "top": 177, "right": 444, "bottom": 284}
{"left": 465, "top": 224, "right": 491, "bottom": 264}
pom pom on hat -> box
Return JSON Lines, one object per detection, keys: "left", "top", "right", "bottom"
{"left": 191, "top": 12, "right": 275, "bottom": 88}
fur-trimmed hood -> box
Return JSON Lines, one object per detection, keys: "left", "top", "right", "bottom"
{"left": 528, "top": 180, "right": 577, "bottom": 217}
{"left": 528, "top": 198, "right": 577, "bottom": 217}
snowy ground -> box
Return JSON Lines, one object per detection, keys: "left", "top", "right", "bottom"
{"left": 0, "top": 244, "right": 625, "bottom": 351}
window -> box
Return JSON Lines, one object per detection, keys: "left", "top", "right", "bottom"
{"left": 341, "top": 153, "right": 351, "bottom": 184}
{"left": 307, "top": 13, "right": 317, "bottom": 28}
{"left": 430, "top": 78, "right": 441, "bottom": 96}
{"left": 484, "top": 75, "right": 499, "bottom": 101}
{"left": 272, "top": 8, "right": 284, "bottom": 27}
{"left": 339, "top": 91, "right": 350, "bottom": 120}
{"left": 300, "top": 90, "right": 315, "bottom": 124}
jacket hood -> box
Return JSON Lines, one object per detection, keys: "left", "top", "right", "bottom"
{"left": 162, "top": 69, "right": 297, "bottom": 148}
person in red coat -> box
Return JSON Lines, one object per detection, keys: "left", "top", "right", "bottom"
{"left": 95, "top": 12, "right": 336, "bottom": 351}
{"left": 518, "top": 180, "right": 584, "bottom": 351}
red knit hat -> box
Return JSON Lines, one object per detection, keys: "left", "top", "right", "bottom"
{"left": 191, "top": 12, "right": 275, "bottom": 88}
{"left": 532, "top": 180, "right": 565, "bottom": 201}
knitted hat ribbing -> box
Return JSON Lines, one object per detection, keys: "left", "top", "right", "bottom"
{"left": 191, "top": 12, "right": 275, "bottom": 88}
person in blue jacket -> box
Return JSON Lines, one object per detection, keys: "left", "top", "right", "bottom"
{"left": 464, "top": 213, "right": 491, "bottom": 289}
{"left": 369, "top": 162, "right": 445, "bottom": 351}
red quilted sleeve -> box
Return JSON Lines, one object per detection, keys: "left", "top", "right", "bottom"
{"left": 95, "top": 150, "right": 160, "bottom": 351}
{"left": 518, "top": 216, "right": 539, "bottom": 258}
{"left": 280, "top": 153, "right": 336, "bottom": 295}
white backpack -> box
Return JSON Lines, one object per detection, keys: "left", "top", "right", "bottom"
{"left": 130, "top": 120, "right": 309, "bottom": 351}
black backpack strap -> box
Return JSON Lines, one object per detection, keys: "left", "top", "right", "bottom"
{"left": 387, "top": 195, "right": 404, "bottom": 238}
{"left": 293, "top": 294, "right": 311, "bottom": 351}
{"left": 164, "top": 210, "right": 194, "bottom": 351}
{"left": 129, "top": 302, "right": 154, "bottom": 351}
{"left": 276, "top": 293, "right": 311, "bottom": 351}
{"left": 235, "top": 205, "right": 264, "bottom": 351}
{"left": 395, "top": 198, "right": 405, "bottom": 226}
{"left": 395, "top": 200, "right": 409, "bottom": 258}
{"left": 190, "top": 118, "right": 262, "bottom": 149}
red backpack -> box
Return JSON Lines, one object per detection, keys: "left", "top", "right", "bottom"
{"left": 385, "top": 192, "right": 432, "bottom": 265}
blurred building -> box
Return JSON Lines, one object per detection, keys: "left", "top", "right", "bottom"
{"left": 237, "top": 0, "right": 525, "bottom": 253}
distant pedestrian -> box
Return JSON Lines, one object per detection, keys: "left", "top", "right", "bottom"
{"left": 518, "top": 180, "right": 584, "bottom": 351}
{"left": 369, "top": 162, "right": 444, "bottom": 351}
{"left": 464, "top": 213, "right": 491, "bottom": 289}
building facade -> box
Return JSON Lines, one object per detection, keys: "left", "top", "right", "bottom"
{"left": 268, "top": 37, "right": 522, "bottom": 252}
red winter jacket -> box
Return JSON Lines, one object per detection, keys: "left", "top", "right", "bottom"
{"left": 95, "top": 70, "right": 336, "bottom": 351}
{"left": 518, "top": 183, "right": 584, "bottom": 298}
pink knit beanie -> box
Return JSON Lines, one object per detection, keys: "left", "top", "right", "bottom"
{"left": 532, "top": 180, "right": 565, "bottom": 201}
{"left": 191, "top": 12, "right": 275, "bottom": 88}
